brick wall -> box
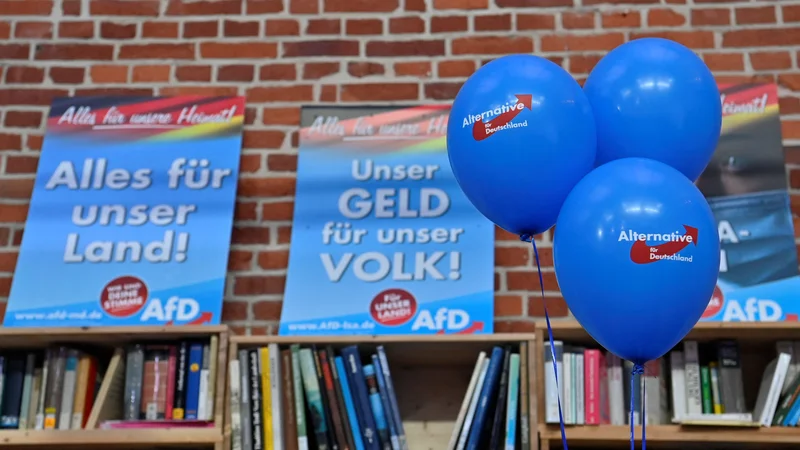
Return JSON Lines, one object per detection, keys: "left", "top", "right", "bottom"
{"left": 1, "top": 0, "right": 799, "bottom": 334}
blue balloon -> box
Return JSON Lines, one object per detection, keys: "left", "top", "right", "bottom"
{"left": 584, "top": 38, "right": 722, "bottom": 181}
{"left": 554, "top": 158, "right": 720, "bottom": 364}
{"left": 447, "top": 54, "right": 596, "bottom": 236}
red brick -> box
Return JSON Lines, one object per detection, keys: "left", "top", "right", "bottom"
{"left": 430, "top": 16, "right": 468, "bottom": 33}
{"left": 201, "top": 42, "right": 277, "bottom": 59}
{"left": 14, "top": 21, "right": 53, "bottom": 38}
{"left": 62, "top": 0, "right": 81, "bottom": 15}
{"left": 240, "top": 131, "right": 287, "bottom": 150}
{"left": 494, "top": 320, "right": 538, "bottom": 333}
{"left": 302, "top": 62, "right": 340, "bottom": 80}
{"left": 119, "top": 43, "right": 194, "bottom": 59}
{"left": 324, "top": 0, "right": 398, "bottom": 12}
{"left": 438, "top": 60, "right": 475, "bottom": 78}
{"left": 366, "top": 40, "right": 445, "bottom": 57}
{"left": 0, "top": 204, "right": 28, "bottom": 222}
{"left": 289, "top": 0, "right": 317, "bottom": 13}
{"left": 735, "top": 6, "right": 776, "bottom": 25}
{"left": 703, "top": 53, "right": 744, "bottom": 72}
{"left": 631, "top": 31, "right": 715, "bottom": 49}
{"left": 785, "top": 5, "right": 800, "bottom": 22}
{"left": 4, "top": 66, "right": 44, "bottom": 84}
{"left": 0, "top": 22, "right": 10, "bottom": 38}
{"left": 247, "top": 85, "right": 314, "bottom": 103}
{"left": 234, "top": 275, "right": 285, "bottom": 296}
{"left": 517, "top": 13, "right": 556, "bottom": 30}
{"left": 223, "top": 20, "right": 260, "bottom": 37}
{"left": 691, "top": 8, "right": 730, "bottom": 26}
{"left": 0, "top": 0, "right": 53, "bottom": 15}
{"left": 434, "top": 0, "right": 487, "bottom": 8}
{"left": 76, "top": 87, "right": 154, "bottom": 96}
{"left": 395, "top": 61, "right": 432, "bottom": 77}
{"left": 0, "top": 179, "right": 33, "bottom": 198}
{"left": 237, "top": 177, "right": 296, "bottom": 197}
{"left": 507, "top": 270, "right": 559, "bottom": 291}
{"left": 90, "top": 65, "right": 128, "bottom": 83}
{"left": 142, "top": 21, "right": 179, "bottom": 38}
{"left": 256, "top": 250, "right": 290, "bottom": 269}
{"left": 496, "top": 0, "right": 570, "bottom": 6}
{"left": 175, "top": 65, "right": 211, "bottom": 82}
{"left": 495, "top": 295, "right": 524, "bottom": 317}
{"left": 266, "top": 154, "right": 298, "bottom": 172}
{"left": 584, "top": 0, "right": 656, "bottom": 4}
{"left": 266, "top": 19, "right": 300, "bottom": 36}
{"left": 4, "top": 155, "right": 38, "bottom": 174}
{"left": 528, "top": 297, "right": 569, "bottom": 318}
{"left": 160, "top": 86, "right": 238, "bottom": 96}
{"left": 132, "top": 65, "right": 171, "bottom": 82}
{"left": 217, "top": 64, "right": 255, "bottom": 82}
{"left": 36, "top": 44, "right": 114, "bottom": 60}
{"left": 601, "top": 11, "right": 641, "bottom": 27}
{"left": 474, "top": 14, "right": 512, "bottom": 31}
{"left": 723, "top": 28, "right": 800, "bottom": 47}
{"left": 345, "top": 19, "right": 381, "bottom": 35}
{"left": 260, "top": 64, "right": 297, "bottom": 81}
{"left": 221, "top": 300, "right": 249, "bottom": 321}
{"left": 262, "top": 107, "right": 301, "bottom": 126}
{"left": 542, "top": 33, "right": 624, "bottom": 52}
{"left": 647, "top": 8, "right": 686, "bottom": 26}
{"left": 750, "top": 52, "right": 793, "bottom": 71}
{"left": 0, "top": 44, "right": 30, "bottom": 59}
{"left": 341, "top": 83, "right": 418, "bottom": 102}
{"left": 100, "top": 22, "right": 137, "bottom": 39}
{"left": 252, "top": 301, "right": 282, "bottom": 320}
{"left": 307, "top": 19, "right": 341, "bottom": 34}
{"left": 58, "top": 21, "right": 94, "bottom": 38}
{"left": 90, "top": 0, "right": 160, "bottom": 16}
{"left": 348, "top": 62, "right": 385, "bottom": 78}
{"left": 0, "top": 133, "right": 22, "bottom": 150}
{"left": 284, "top": 40, "right": 359, "bottom": 57}
{"left": 562, "top": 12, "right": 595, "bottom": 29}
{"left": 49, "top": 67, "right": 85, "bottom": 84}
{"left": 389, "top": 16, "right": 425, "bottom": 33}
{"left": 453, "top": 36, "right": 533, "bottom": 54}
{"left": 569, "top": 55, "right": 601, "bottom": 74}
{"left": 183, "top": 21, "right": 218, "bottom": 38}
{"left": 425, "top": 82, "right": 461, "bottom": 100}
{"left": 166, "top": 0, "right": 242, "bottom": 15}
{"left": 4, "top": 111, "right": 42, "bottom": 128}
{"left": 246, "top": 0, "right": 284, "bottom": 13}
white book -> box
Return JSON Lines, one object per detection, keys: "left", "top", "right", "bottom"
{"left": 58, "top": 352, "right": 79, "bottom": 430}
{"left": 504, "top": 354, "right": 520, "bottom": 450}
{"left": 34, "top": 352, "right": 50, "bottom": 430}
{"left": 198, "top": 344, "right": 210, "bottom": 421}
{"left": 456, "top": 360, "right": 489, "bottom": 450}
{"left": 669, "top": 351, "right": 686, "bottom": 422}
{"left": 18, "top": 353, "right": 35, "bottom": 430}
{"left": 753, "top": 353, "right": 791, "bottom": 426}
{"left": 776, "top": 341, "right": 799, "bottom": 395}
{"left": 683, "top": 341, "right": 703, "bottom": 415}
{"left": 268, "top": 343, "right": 283, "bottom": 450}
{"left": 229, "top": 360, "right": 243, "bottom": 450}
{"left": 607, "top": 354, "right": 625, "bottom": 426}
{"left": 543, "top": 341, "right": 564, "bottom": 424}
{"left": 447, "top": 352, "right": 487, "bottom": 450}
{"left": 206, "top": 336, "right": 219, "bottom": 420}
{"left": 563, "top": 353, "right": 573, "bottom": 424}
{"left": 576, "top": 353, "right": 585, "bottom": 425}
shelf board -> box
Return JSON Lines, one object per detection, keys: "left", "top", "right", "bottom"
{"left": 540, "top": 424, "right": 800, "bottom": 446}
{"left": 232, "top": 332, "right": 536, "bottom": 346}
{"left": 0, "top": 428, "right": 222, "bottom": 448}
{"left": 0, "top": 325, "right": 228, "bottom": 348}
{"left": 539, "top": 320, "right": 800, "bottom": 342}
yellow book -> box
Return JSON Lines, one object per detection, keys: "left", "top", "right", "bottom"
{"left": 710, "top": 362, "right": 724, "bottom": 414}
{"left": 260, "top": 347, "right": 273, "bottom": 447}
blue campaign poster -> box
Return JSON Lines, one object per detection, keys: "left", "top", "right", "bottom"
{"left": 279, "top": 106, "right": 495, "bottom": 335}
{"left": 696, "top": 83, "right": 800, "bottom": 322}
{"left": 4, "top": 96, "right": 244, "bottom": 327}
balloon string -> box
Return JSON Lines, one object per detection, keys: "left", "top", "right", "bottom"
{"left": 523, "top": 234, "right": 568, "bottom": 450}
{"left": 630, "top": 364, "right": 645, "bottom": 450}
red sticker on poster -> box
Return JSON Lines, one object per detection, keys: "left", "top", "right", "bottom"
{"left": 100, "top": 275, "right": 148, "bottom": 317}
{"left": 702, "top": 285, "right": 724, "bottom": 319}
{"left": 370, "top": 288, "right": 417, "bottom": 326}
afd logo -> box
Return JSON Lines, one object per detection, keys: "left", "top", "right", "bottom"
{"left": 719, "top": 298, "right": 782, "bottom": 322}
{"left": 140, "top": 296, "right": 199, "bottom": 322}
{"left": 410, "top": 307, "right": 470, "bottom": 332}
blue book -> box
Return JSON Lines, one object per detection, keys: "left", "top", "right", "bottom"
{"left": 363, "top": 364, "right": 392, "bottom": 450}
{"left": 184, "top": 342, "right": 204, "bottom": 419}
{"left": 335, "top": 356, "right": 365, "bottom": 450}
{"left": 784, "top": 395, "right": 800, "bottom": 426}
{"left": 376, "top": 346, "right": 407, "bottom": 450}
{"left": 465, "top": 347, "right": 505, "bottom": 450}
{"left": 372, "top": 355, "right": 400, "bottom": 450}
{"left": 341, "top": 346, "right": 380, "bottom": 450}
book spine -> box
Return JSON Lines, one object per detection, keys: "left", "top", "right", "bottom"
{"left": 123, "top": 345, "right": 144, "bottom": 421}
{"left": 34, "top": 349, "right": 50, "bottom": 430}
{"left": 27, "top": 366, "right": 43, "bottom": 430}
{"left": 71, "top": 353, "right": 90, "bottom": 429}
{"left": 312, "top": 347, "right": 337, "bottom": 450}
{"left": 165, "top": 346, "right": 177, "bottom": 420}
{"left": 44, "top": 347, "right": 67, "bottom": 429}
{"left": 206, "top": 336, "right": 219, "bottom": 421}
{"left": 320, "top": 349, "right": 349, "bottom": 450}
{"left": 18, "top": 353, "right": 35, "bottom": 430}
{"left": 249, "top": 350, "right": 264, "bottom": 450}
{"left": 81, "top": 356, "right": 98, "bottom": 429}
{"left": 376, "top": 346, "right": 406, "bottom": 450}
{"left": 669, "top": 351, "right": 686, "bottom": 422}
{"left": 362, "top": 364, "right": 391, "bottom": 450}
{"left": 465, "top": 347, "right": 504, "bottom": 450}
{"left": 518, "top": 342, "right": 530, "bottom": 450}
{"left": 197, "top": 343, "right": 211, "bottom": 421}
{"left": 503, "top": 354, "right": 520, "bottom": 450}
{"left": 0, "top": 355, "right": 25, "bottom": 429}
{"left": 259, "top": 347, "right": 273, "bottom": 448}
{"left": 59, "top": 350, "right": 79, "bottom": 429}
{"left": 282, "top": 350, "right": 299, "bottom": 450}
{"left": 268, "top": 344, "right": 284, "bottom": 450}
{"left": 185, "top": 343, "right": 204, "bottom": 420}
{"left": 298, "top": 348, "right": 330, "bottom": 450}
{"left": 330, "top": 347, "right": 355, "bottom": 450}
{"left": 342, "top": 346, "right": 379, "bottom": 450}
{"left": 371, "top": 355, "right": 399, "bottom": 450}
{"left": 584, "top": 349, "right": 601, "bottom": 425}
{"left": 291, "top": 346, "right": 309, "bottom": 450}
{"left": 598, "top": 352, "right": 610, "bottom": 425}
{"left": 683, "top": 341, "right": 703, "bottom": 415}
{"left": 142, "top": 346, "right": 170, "bottom": 420}
{"left": 543, "top": 341, "right": 563, "bottom": 423}
{"left": 230, "top": 360, "right": 243, "bottom": 450}
{"left": 488, "top": 350, "right": 512, "bottom": 450}
{"left": 457, "top": 360, "right": 488, "bottom": 450}
{"left": 335, "top": 356, "right": 365, "bottom": 450}
{"left": 238, "top": 350, "right": 253, "bottom": 450}
{"left": 172, "top": 341, "right": 189, "bottom": 420}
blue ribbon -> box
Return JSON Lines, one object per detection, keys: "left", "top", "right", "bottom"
{"left": 631, "top": 363, "right": 646, "bottom": 450}
{"left": 522, "top": 234, "right": 568, "bottom": 450}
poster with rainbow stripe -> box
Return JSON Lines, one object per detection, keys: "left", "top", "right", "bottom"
{"left": 4, "top": 96, "right": 244, "bottom": 327}
{"left": 279, "top": 106, "right": 495, "bottom": 335}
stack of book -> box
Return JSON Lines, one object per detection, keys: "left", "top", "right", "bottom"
{"left": 0, "top": 346, "right": 102, "bottom": 430}
{"left": 229, "top": 344, "right": 407, "bottom": 450}
{"left": 543, "top": 338, "right": 800, "bottom": 428}
{"left": 106, "top": 336, "right": 220, "bottom": 429}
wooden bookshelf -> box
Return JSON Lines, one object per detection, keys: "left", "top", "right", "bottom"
{"left": 533, "top": 320, "right": 800, "bottom": 449}
{"left": 0, "top": 325, "right": 229, "bottom": 450}
{"left": 226, "top": 333, "right": 537, "bottom": 450}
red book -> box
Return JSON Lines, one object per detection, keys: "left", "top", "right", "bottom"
{"left": 598, "top": 352, "right": 611, "bottom": 424}
{"left": 584, "top": 349, "right": 602, "bottom": 425}
{"left": 165, "top": 346, "right": 178, "bottom": 420}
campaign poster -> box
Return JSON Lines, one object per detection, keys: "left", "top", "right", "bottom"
{"left": 279, "top": 106, "right": 495, "bottom": 335}
{"left": 4, "top": 96, "right": 244, "bottom": 327}
{"left": 696, "top": 83, "right": 800, "bottom": 322}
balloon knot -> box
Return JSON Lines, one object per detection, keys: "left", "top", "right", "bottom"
{"left": 632, "top": 364, "right": 645, "bottom": 375}
{"left": 519, "top": 233, "right": 533, "bottom": 243}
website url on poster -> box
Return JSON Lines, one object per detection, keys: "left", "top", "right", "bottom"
{"left": 287, "top": 320, "right": 376, "bottom": 332}
{"left": 13, "top": 310, "right": 103, "bottom": 321}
